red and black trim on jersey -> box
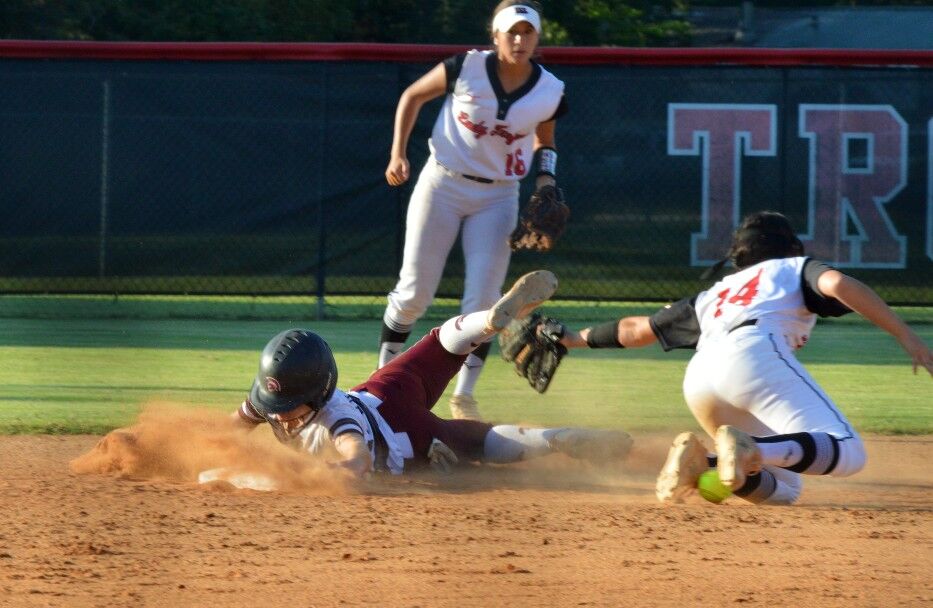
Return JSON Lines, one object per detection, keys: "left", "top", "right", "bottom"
{"left": 649, "top": 258, "right": 851, "bottom": 352}
{"left": 443, "top": 52, "right": 567, "bottom": 122}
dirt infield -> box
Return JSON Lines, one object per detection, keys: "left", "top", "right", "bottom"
{"left": 1, "top": 418, "right": 930, "bottom": 607}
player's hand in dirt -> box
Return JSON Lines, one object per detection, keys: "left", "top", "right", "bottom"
{"left": 385, "top": 156, "right": 410, "bottom": 186}
{"left": 334, "top": 433, "right": 374, "bottom": 478}
{"left": 330, "top": 459, "right": 372, "bottom": 480}
{"left": 427, "top": 438, "right": 458, "bottom": 474}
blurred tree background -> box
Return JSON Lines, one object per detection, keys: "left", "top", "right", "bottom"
{"left": 0, "top": 0, "right": 926, "bottom": 45}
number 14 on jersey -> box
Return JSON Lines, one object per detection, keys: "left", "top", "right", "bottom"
{"left": 713, "top": 269, "right": 763, "bottom": 318}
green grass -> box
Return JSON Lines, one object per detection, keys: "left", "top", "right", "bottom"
{"left": 0, "top": 293, "right": 676, "bottom": 323}
{"left": 2, "top": 293, "right": 931, "bottom": 324}
{"left": 0, "top": 302, "right": 930, "bottom": 435}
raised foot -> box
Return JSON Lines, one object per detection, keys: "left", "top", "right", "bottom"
{"left": 486, "top": 270, "right": 558, "bottom": 332}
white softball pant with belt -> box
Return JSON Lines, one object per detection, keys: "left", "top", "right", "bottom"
{"left": 683, "top": 326, "right": 866, "bottom": 500}
{"left": 385, "top": 159, "right": 519, "bottom": 329}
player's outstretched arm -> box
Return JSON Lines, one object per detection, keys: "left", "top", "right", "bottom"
{"left": 332, "top": 432, "right": 373, "bottom": 478}
{"left": 385, "top": 63, "right": 447, "bottom": 186}
{"left": 818, "top": 270, "right": 933, "bottom": 376}
{"left": 561, "top": 316, "right": 659, "bottom": 350}
{"left": 500, "top": 313, "right": 667, "bottom": 394}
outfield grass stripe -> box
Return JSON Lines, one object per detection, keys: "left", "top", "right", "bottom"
{"left": 0, "top": 313, "right": 929, "bottom": 435}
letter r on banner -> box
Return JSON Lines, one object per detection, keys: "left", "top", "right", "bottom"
{"left": 799, "top": 104, "right": 906, "bottom": 267}
{"left": 668, "top": 104, "right": 777, "bottom": 265}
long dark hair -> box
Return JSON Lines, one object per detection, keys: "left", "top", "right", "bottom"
{"left": 728, "top": 211, "right": 805, "bottom": 269}
{"left": 702, "top": 211, "right": 805, "bottom": 279}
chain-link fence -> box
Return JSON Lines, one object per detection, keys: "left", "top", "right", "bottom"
{"left": 0, "top": 45, "right": 930, "bottom": 305}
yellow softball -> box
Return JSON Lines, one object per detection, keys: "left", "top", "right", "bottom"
{"left": 697, "top": 469, "right": 732, "bottom": 503}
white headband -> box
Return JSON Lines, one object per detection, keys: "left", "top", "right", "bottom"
{"left": 492, "top": 5, "right": 541, "bottom": 34}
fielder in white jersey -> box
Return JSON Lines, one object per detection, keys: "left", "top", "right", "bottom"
{"left": 232, "top": 271, "right": 632, "bottom": 479}
{"left": 554, "top": 211, "right": 932, "bottom": 505}
{"left": 381, "top": 1, "right": 567, "bottom": 422}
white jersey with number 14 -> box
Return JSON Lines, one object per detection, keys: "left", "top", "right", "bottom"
{"left": 694, "top": 257, "right": 822, "bottom": 351}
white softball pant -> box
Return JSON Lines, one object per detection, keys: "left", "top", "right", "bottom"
{"left": 683, "top": 326, "right": 866, "bottom": 502}
{"left": 385, "top": 159, "right": 519, "bottom": 328}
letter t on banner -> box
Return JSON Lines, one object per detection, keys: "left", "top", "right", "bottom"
{"left": 668, "top": 104, "right": 777, "bottom": 266}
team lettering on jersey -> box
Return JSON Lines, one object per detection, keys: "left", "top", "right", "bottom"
{"left": 432, "top": 50, "right": 564, "bottom": 181}
{"left": 456, "top": 111, "right": 529, "bottom": 145}
{"left": 457, "top": 111, "right": 488, "bottom": 138}
{"left": 489, "top": 124, "right": 528, "bottom": 145}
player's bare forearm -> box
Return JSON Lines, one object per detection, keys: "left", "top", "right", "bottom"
{"left": 819, "top": 270, "right": 913, "bottom": 339}
{"left": 386, "top": 63, "right": 447, "bottom": 186}
{"left": 333, "top": 432, "right": 373, "bottom": 478}
{"left": 819, "top": 270, "right": 933, "bottom": 376}
{"left": 559, "top": 328, "right": 587, "bottom": 348}
{"left": 389, "top": 94, "right": 421, "bottom": 158}
{"left": 533, "top": 120, "right": 556, "bottom": 149}
{"left": 617, "top": 316, "right": 659, "bottom": 347}
{"left": 562, "top": 316, "right": 658, "bottom": 349}
{"left": 393, "top": 64, "right": 446, "bottom": 149}
{"left": 385, "top": 100, "right": 421, "bottom": 185}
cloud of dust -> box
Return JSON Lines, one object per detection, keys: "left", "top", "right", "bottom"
{"left": 69, "top": 402, "right": 351, "bottom": 494}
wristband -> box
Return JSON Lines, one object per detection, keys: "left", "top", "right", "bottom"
{"left": 585, "top": 320, "right": 624, "bottom": 349}
{"left": 534, "top": 147, "right": 557, "bottom": 178}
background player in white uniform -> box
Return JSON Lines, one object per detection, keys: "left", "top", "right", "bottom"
{"left": 550, "top": 211, "right": 931, "bottom": 505}
{"left": 381, "top": 1, "right": 567, "bottom": 421}
{"left": 233, "top": 271, "right": 632, "bottom": 478}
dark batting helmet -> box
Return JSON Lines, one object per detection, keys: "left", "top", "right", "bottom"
{"left": 249, "top": 328, "right": 338, "bottom": 416}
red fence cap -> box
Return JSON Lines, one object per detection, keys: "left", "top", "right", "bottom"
{"left": 0, "top": 40, "right": 930, "bottom": 67}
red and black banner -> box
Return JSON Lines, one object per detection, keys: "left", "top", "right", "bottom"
{"left": 0, "top": 42, "right": 930, "bottom": 302}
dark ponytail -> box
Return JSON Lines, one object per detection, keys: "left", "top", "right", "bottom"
{"left": 728, "top": 211, "right": 804, "bottom": 270}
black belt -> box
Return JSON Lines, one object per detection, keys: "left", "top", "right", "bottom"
{"left": 347, "top": 394, "right": 389, "bottom": 473}
{"left": 436, "top": 161, "right": 494, "bottom": 184}
{"left": 729, "top": 319, "right": 758, "bottom": 333}
{"left": 461, "top": 173, "right": 494, "bottom": 184}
